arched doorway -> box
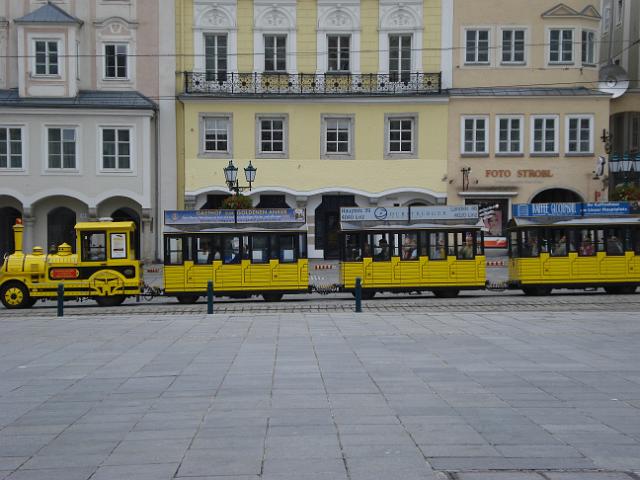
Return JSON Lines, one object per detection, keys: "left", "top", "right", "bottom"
{"left": 47, "top": 207, "right": 76, "bottom": 252}
{"left": 112, "top": 208, "right": 141, "bottom": 259}
{"left": 0, "top": 207, "right": 21, "bottom": 258}
{"left": 315, "top": 195, "right": 357, "bottom": 259}
{"left": 531, "top": 188, "right": 583, "bottom": 204}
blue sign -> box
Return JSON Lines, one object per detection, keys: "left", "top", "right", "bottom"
{"left": 236, "top": 208, "right": 306, "bottom": 224}
{"left": 583, "top": 202, "right": 638, "bottom": 216}
{"left": 512, "top": 202, "right": 640, "bottom": 218}
{"left": 165, "top": 210, "right": 235, "bottom": 225}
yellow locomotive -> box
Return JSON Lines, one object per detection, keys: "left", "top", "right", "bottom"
{"left": 0, "top": 218, "right": 142, "bottom": 309}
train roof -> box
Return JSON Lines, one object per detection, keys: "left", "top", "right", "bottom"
{"left": 164, "top": 223, "right": 307, "bottom": 234}
{"left": 508, "top": 217, "right": 640, "bottom": 228}
{"left": 75, "top": 221, "right": 136, "bottom": 231}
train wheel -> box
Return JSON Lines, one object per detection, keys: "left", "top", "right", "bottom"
{"left": 95, "top": 295, "right": 126, "bottom": 307}
{"left": 432, "top": 289, "right": 459, "bottom": 298}
{"left": 361, "top": 290, "right": 376, "bottom": 300}
{"left": 522, "top": 287, "right": 551, "bottom": 296}
{"left": 263, "top": 293, "right": 283, "bottom": 302}
{"left": 176, "top": 295, "right": 199, "bottom": 304}
{"left": 0, "top": 282, "right": 31, "bottom": 309}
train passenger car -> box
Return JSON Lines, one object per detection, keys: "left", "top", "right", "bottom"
{"left": 508, "top": 202, "right": 640, "bottom": 295}
{"left": 340, "top": 206, "right": 486, "bottom": 298}
{"left": 0, "top": 219, "right": 141, "bottom": 309}
{"left": 163, "top": 209, "right": 309, "bottom": 302}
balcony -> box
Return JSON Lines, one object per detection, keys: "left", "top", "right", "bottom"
{"left": 609, "top": 152, "right": 640, "bottom": 187}
{"left": 184, "top": 72, "right": 442, "bottom": 96}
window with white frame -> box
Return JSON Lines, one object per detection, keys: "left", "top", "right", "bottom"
{"left": 496, "top": 116, "right": 523, "bottom": 154}
{"left": 531, "top": 116, "right": 558, "bottom": 154}
{"left": 327, "top": 35, "right": 350, "bottom": 72}
{"left": 581, "top": 30, "right": 596, "bottom": 65}
{"left": 47, "top": 127, "right": 76, "bottom": 169}
{"left": 465, "top": 29, "right": 489, "bottom": 64}
{"left": 101, "top": 128, "right": 131, "bottom": 170}
{"left": 257, "top": 116, "right": 287, "bottom": 157}
{"left": 104, "top": 44, "right": 128, "bottom": 79}
{"left": 34, "top": 40, "right": 59, "bottom": 75}
{"left": 264, "top": 35, "right": 287, "bottom": 72}
{"left": 322, "top": 116, "right": 353, "bottom": 159}
{"left": 501, "top": 29, "right": 525, "bottom": 64}
{"left": 202, "top": 117, "right": 230, "bottom": 154}
{"left": 616, "top": 0, "right": 624, "bottom": 24}
{"left": 603, "top": 2, "right": 612, "bottom": 33}
{"left": 462, "top": 117, "right": 488, "bottom": 154}
{"left": 566, "top": 116, "right": 593, "bottom": 154}
{"left": 0, "top": 127, "right": 22, "bottom": 170}
{"left": 389, "top": 34, "right": 412, "bottom": 82}
{"left": 205, "top": 34, "right": 227, "bottom": 81}
{"left": 386, "top": 116, "right": 416, "bottom": 157}
{"left": 549, "top": 29, "right": 573, "bottom": 64}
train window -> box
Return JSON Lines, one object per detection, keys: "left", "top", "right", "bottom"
{"left": 81, "top": 231, "right": 107, "bottom": 262}
{"left": 344, "top": 233, "right": 362, "bottom": 261}
{"left": 270, "top": 234, "right": 279, "bottom": 260}
{"left": 520, "top": 229, "right": 541, "bottom": 258}
{"left": 418, "top": 231, "right": 428, "bottom": 257}
{"left": 605, "top": 228, "right": 625, "bottom": 255}
{"left": 371, "top": 233, "right": 391, "bottom": 261}
{"left": 391, "top": 233, "right": 400, "bottom": 258}
{"left": 223, "top": 235, "right": 242, "bottom": 264}
{"left": 280, "top": 234, "right": 297, "bottom": 263}
{"left": 251, "top": 235, "right": 269, "bottom": 263}
{"left": 194, "top": 235, "right": 221, "bottom": 264}
{"left": 576, "top": 229, "right": 596, "bottom": 257}
{"left": 447, "top": 232, "right": 456, "bottom": 257}
{"left": 549, "top": 230, "right": 569, "bottom": 257}
{"left": 298, "top": 234, "right": 307, "bottom": 259}
{"left": 475, "top": 231, "right": 484, "bottom": 256}
{"left": 400, "top": 233, "right": 418, "bottom": 260}
{"left": 509, "top": 231, "right": 519, "bottom": 258}
{"left": 165, "top": 236, "right": 185, "bottom": 265}
{"left": 456, "top": 231, "right": 475, "bottom": 260}
{"left": 429, "top": 232, "right": 446, "bottom": 260}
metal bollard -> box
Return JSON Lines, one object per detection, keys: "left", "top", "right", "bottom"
{"left": 355, "top": 277, "right": 362, "bottom": 313}
{"left": 207, "top": 280, "right": 214, "bottom": 315}
{"left": 57, "top": 283, "right": 64, "bottom": 317}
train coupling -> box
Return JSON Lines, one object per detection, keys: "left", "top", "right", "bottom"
{"left": 312, "top": 283, "right": 341, "bottom": 295}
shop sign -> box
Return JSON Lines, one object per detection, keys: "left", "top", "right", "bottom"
{"left": 410, "top": 205, "right": 478, "bottom": 220}
{"left": 512, "top": 202, "right": 640, "bottom": 218}
{"left": 582, "top": 202, "right": 640, "bottom": 216}
{"left": 340, "top": 207, "right": 408, "bottom": 222}
{"left": 165, "top": 210, "right": 235, "bottom": 225}
{"left": 341, "top": 206, "right": 479, "bottom": 222}
{"left": 236, "top": 208, "right": 306, "bottom": 223}
{"left": 485, "top": 169, "right": 553, "bottom": 178}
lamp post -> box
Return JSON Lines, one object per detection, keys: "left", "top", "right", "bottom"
{"left": 223, "top": 160, "right": 257, "bottom": 193}
{"left": 461, "top": 167, "right": 472, "bottom": 192}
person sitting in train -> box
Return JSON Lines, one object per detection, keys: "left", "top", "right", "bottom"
{"left": 579, "top": 237, "right": 595, "bottom": 256}
{"left": 552, "top": 235, "right": 568, "bottom": 256}
{"left": 363, "top": 244, "right": 372, "bottom": 258}
{"left": 401, "top": 236, "right": 413, "bottom": 260}
{"left": 459, "top": 233, "right": 474, "bottom": 260}
{"left": 606, "top": 235, "right": 624, "bottom": 254}
{"left": 525, "top": 237, "right": 539, "bottom": 257}
{"left": 375, "top": 238, "right": 390, "bottom": 260}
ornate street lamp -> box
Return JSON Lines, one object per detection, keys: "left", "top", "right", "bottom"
{"left": 223, "top": 160, "right": 257, "bottom": 193}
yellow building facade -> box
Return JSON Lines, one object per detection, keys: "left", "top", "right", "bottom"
{"left": 175, "top": 0, "right": 451, "bottom": 258}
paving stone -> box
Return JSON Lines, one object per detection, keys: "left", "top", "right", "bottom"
{"left": 5, "top": 467, "right": 96, "bottom": 480}
{"left": 89, "top": 463, "right": 179, "bottom": 480}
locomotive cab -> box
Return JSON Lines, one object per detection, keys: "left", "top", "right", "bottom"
{"left": 0, "top": 219, "right": 142, "bottom": 309}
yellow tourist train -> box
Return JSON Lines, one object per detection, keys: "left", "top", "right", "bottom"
{"left": 162, "top": 209, "right": 309, "bottom": 302}
{"left": 339, "top": 206, "right": 486, "bottom": 298}
{"left": 508, "top": 202, "right": 640, "bottom": 295}
{"left": 0, "top": 218, "right": 142, "bottom": 309}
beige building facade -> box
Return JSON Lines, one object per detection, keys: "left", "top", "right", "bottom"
{"left": 446, "top": 0, "right": 609, "bottom": 239}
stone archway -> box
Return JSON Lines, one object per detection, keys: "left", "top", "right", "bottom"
{"left": 112, "top": 207, "right": 141, "bottom": 259}
{"left": 530, "top": 188, "right": 584, "bottom": 204}
{"left": 47, "top": 207, "right": 77, "bottom": 252}
{"left": 0, "top": 207, "right": 21, "bottom": 258}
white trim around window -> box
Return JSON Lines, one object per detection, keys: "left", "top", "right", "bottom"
{"left": 581, "top": 29, "right": 597, "bottom": 67}
{"left": 463, "top": 27, "right": 491, "bottom": 65}
{"left": 0, "top": 125, "right": 27, "bottom": 175}
{"left": 547, "top": 28, "right": 575, "bottom": 65}
{"left": 103, "top": 43, "right": 129, "bottom": 80}
{"left": 43, "top": 125, "right": 80, "bottom": 175}
{"left": 256, "top": 114, "right": 288, "bottom": 159}
{"left": 530, "top": 115, "right": 559, "bottom": 156}
{"left": 499, "top": 27, "right": 527, "bottom": 65}
{"left": 321, "top": 114, "right": 354, "bottom": 160}
{"left": 199, "top": 113, "right": 232, "bottom": 159}
{"left": 384, "top": 113, "right": 418, "bottom": 159}
{"left": 461, "top": 116, "right": 489, "bottom": 155}
{"left": 565, "top": 115, "right": 594, "bottom": 155}
{"left": 32, "top": 39, "right": 61, "bottom": 77}
{"left": 495, "top": 115, "right": 524, "bottom": 156}
{"left": 97, "top": 125, "right": 136, "bottom": 175}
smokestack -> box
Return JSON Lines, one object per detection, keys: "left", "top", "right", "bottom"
{"left": 13, "top": 218, "right": 24, "bottom": 254}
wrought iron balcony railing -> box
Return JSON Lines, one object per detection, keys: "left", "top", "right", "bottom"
{"left": 184, "top": 72, "right": 442, "bottom": 96}
{"left": 609, "top": 152, "right": 640, "bottom": 187}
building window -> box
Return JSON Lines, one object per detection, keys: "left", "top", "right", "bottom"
{"left": 327, "top": 35, "right": 350, "bottom": 72}
{"left": 603, "top": 3, "right": 612, "bottom": 33}
{"left": 201, "top": 116, "right": 231, "bottom": 156}
{"left": 0, "top": 127, "right": 22, "bottom": 170}
{"left": 566, "top": 116, "right": 593, "bottom": 154}
{"left": 34, "top": 40, "right": 59, "bottom": 75}
{"left": 385, "top": 115, "right": 417, "bottom": 158}
{"left": 462, "top": 117, "right": 488, "bottom": 154}
{"left": 101, "top": 128, "right": 131, "bottom": 170}
{"left": 531, "top": 116, "right": 558, "bottom": 154}
{"left": 389, "top": 34, "right": 412, "bottom": 82}
{"left": 47, "top": 128, "right": 76, "bottom": 169}
{"left": 549, "top": 29, "right": 573, "bottom": 64}
{"left": 104, "top": 44, "right": 128, "bottom": 79}
{"left": 496, "top": 116, "right": 522, "bottom": 154}
{"left": 257, "top": 116, "right": 287, "bottom": 158}
{"left": 264, "top": 35, "right": 287, "bottom": 72}
{"left": 465, "top": 29, "right": 490, "bottom": 64}
{"left": 205, "top": 34, "right": 227, "bottom": 81}
{"left": 322, "top": 116, "right": 354, "bottom": 159}
{"left": 581, "top": 30, "right": 596, "bottom": 66}
{"left": 501, "top": 29, "right": 525, "bottom": 64}
{"left": 616, "top": 0, "right": 624, "bottom": 24}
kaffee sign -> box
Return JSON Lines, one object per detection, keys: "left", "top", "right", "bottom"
{"left": 485, "top": 169, "right": 553, "bottom": 178}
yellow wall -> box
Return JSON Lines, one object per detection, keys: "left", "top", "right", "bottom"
{"left": 359, "top": 1, "right": 379, "bottom": 73}
{"left": 182, "top": 100, "right": 448, "bottom": 195}
{"left": 423, "top": 0, "right": 442, "bottom": 72}
{"left": 237, "top": 0, "right": 253, "bottom": 71}
{"left": 297, "top": 0, "right": 317, "bottom": 73}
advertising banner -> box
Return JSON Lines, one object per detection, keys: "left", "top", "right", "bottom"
{"left": 512, "top": 202, "right": 640, "bottom": 218}
{"left": 236, "top": 208, "right": 306, "bottom": 223}
{"left": 164, "top": 210, "right": 236, "bottom": 225}
{"left": 340, "top": 207, "right": 408, "bottom": 222}
{"left": 410, "top": 205, "right": 479, "bottom": 220}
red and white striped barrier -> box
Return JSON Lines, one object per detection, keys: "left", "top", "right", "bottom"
{"left": 314, "top": 264, "right": 335, "bottom": 270}
{"left": 486, "top": 260, "right": 506, "bottom": 267}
